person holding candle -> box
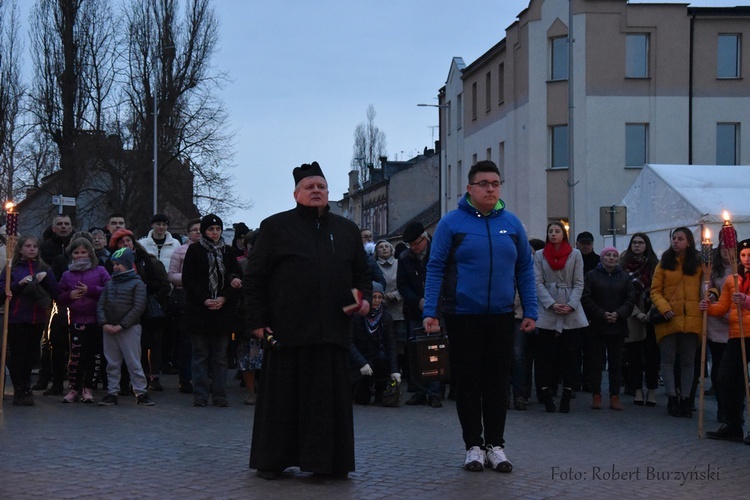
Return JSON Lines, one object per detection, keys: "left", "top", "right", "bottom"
{"left": 704, "top": 237, "right": 732, "bottom": 423}
{"left": 701, "top": 238, "right": 750, "bottom": 443}
{"left": 650, "top": 227, "right": 703, "bottom": 418}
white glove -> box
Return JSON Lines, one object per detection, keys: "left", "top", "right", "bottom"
{"left": 360, "top": 364, "right": 373, "bottom": 376}
{"left": 391, "top": 372, "right": 401, "bottom": 384}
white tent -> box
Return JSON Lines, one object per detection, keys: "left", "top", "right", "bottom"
{"left": 619, "top": 164, "right": 750, "bottom": 255}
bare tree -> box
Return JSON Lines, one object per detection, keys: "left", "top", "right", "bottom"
{"left": 121, "top": 0, "right": 242, "bottom": 225}
{"left": 352, "top": 104, "right": 387, "bottom": 186}
{"left": 0, "top": 0, "right": 27, "bottom": 203}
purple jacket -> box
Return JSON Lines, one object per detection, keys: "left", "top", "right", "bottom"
{"left": 56, "top": 266, "right": 111, "bottom": 324}
{"left": 0, "top": 259, "right": 61, "bottom": 325}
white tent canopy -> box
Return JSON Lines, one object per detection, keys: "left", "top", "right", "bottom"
{"left": 619, "top": 164, "right": 750, "bottom": 255}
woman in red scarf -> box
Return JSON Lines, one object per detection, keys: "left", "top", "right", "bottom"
{"left": 533, "top": 222, "right": 589, "bottom": 413}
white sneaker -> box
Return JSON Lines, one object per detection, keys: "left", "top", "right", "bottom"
{"left": 464, "top": 446, "right": 485, "bottom": 472}
{"left": 485, "top": 445, "right": 512, "bottom": 473}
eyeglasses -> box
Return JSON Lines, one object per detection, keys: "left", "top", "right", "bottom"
{"left": 469, "top": 180, "right": 503, "bottom": 189}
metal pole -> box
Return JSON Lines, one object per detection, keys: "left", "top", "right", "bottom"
{"left": 153, "top": 78, "right": 158, "bottom": 215}
{"left": 567, "top": 0, "right": 576, "bottom": 237}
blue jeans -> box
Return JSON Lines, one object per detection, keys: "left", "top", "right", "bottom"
{"left": 191, "top": 332, "right": 230, "bottom": 403}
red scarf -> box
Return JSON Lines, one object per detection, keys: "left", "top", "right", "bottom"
{"left": 543, "top": 241, "right": 573, "bottom": 271}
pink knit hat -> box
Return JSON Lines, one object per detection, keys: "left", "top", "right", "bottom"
{"left": 600, "top": 246, "right": 619, "bottom": 260}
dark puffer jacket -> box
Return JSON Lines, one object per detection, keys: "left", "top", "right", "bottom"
{"left": 97, "top": 270, "right": 147, "bottom": 329}
{"left": 582, "top": 263, "right": 636, "bottom": 337}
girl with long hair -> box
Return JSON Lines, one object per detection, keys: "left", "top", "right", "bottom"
{"left": 650, "top": 227, "right": 702, "bottom": 417}
{"left": 620, "top": 232, "right": 660, "bottom": 406}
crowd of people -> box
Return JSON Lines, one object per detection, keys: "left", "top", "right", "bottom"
{"left": 2, "top": 159, "right": 750, "bottom": 481}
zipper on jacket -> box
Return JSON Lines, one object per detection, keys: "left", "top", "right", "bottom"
{"left": 484, "top": 216, "right": 493, "bottom": 312}
{"left": 330, "top": 234, "right": 335, "bottom": 253}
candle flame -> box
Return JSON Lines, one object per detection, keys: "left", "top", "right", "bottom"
{"left": 723, "top": 210, "right": 730, "bottom": 222}
{"left": 704, "top": 228, "right": 711, "bottom": 240}
{"left": 4, "top": 201, "right": 14, "bottom": 212}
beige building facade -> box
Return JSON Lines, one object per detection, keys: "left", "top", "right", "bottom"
{"left": 437, "top": 0, "right": 750, "bottom": 244}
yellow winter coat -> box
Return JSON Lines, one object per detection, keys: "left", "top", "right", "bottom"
{"left": 650, "top": 257, "right": 703, "bottom": 343}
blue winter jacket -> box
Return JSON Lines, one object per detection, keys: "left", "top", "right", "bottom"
{"left": 423, "top": 194, "right": 537, "bottom": 320}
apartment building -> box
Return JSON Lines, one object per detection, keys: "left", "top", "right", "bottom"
{"left": 436, "top": 0, "right": 750, "bottom": 242}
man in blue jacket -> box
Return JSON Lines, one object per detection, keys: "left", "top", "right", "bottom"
{"left": 423, "top": 160, "right": 537, "bottom": 474}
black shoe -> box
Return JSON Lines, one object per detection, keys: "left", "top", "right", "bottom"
{"left": 745, "top": 433, "right": 750, "bottom": 446}
{"left": 541, "top": 388, "right": 556, "bottom": 413}
{"left": 98, "top": 394, "right": 118, "bottom": 406}
{"left": 148, "top": 378, "right": 164, "bottom": 392}
{"left": 43, "top": 384, "right": 63, "bottom": 396}
{"left": 13, "top": 390, "right": 34, "bottom": 406}
{"left": 193, "top": 399, "right": 208, "bottom": 407}
{"left": 136, "top": 393, "right": 155, "bottom": 406}
{"left": 256, "top": 469, "right": 283, "bottom": 480}
{"left": 213, "top": 399, "right": 229, "bottom": 407}
{"left": 405, "top": 394, "right": 427, "bottom": 406}
{"left": 559, "top": 388, "right": 572, "bottom": 413}
{"left": 179, "top": 382, "right": 194, "bottom": 394}
{"left": 667, "top": 396, "right": 681, "bottom": 417}
{"left": 428, "top": 397, "right": 443, "bottom": 408}
{"left": 706, "top": 424, "right": 743, "bottom": 442}
{"left": 514, "top": 396, "right": 528, "bottom": 411}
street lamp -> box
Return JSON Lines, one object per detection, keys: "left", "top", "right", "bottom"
{"left": 417, "top": 103, "right": 450, "bottom": 108}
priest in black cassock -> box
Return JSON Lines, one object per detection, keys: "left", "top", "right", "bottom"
{"left": 244, "top": 161, "right": 372, "bottom": 480}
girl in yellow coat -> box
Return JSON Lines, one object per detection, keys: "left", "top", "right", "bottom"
{"left": 701, "top": 238, "right": 750, "bottom": 443}
{"left": 650, "top": 227, "right": 702, "bottom": 417}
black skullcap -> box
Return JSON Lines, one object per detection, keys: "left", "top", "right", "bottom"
{"left": 293, "top": 161, "right": 326, "bottom": 185}
{"left": 200, "top": 214, "right": 223, "bottom": 235}
{"left": 739, "top": 239, "right": 750, "bottom": 250}
{"left": 403, "top": 222, "right": 425, "bottom": 244}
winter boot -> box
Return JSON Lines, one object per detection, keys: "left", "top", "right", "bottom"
{"left": 559, "top": 387, "right": 573, "bottom": 413}
{"left": 667, "top": 396, "right": 680, "bottom": 417}
{"left": 540, "top": 387, "right": 556, "bottom": 413}
{"left": 680, "top": 397, "right": 693, "bottom": 418}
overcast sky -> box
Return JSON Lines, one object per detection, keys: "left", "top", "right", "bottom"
{"left": 13, "top": 0, "right": 737, "bottom": 229}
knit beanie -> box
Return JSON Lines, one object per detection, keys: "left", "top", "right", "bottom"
{"left": 200, "top": 214, "right": 223, "bottom": 236}
{"left": 110, "top": 247, "right": 135, "bottom": 270}
{"left": 600, "top": 246, "right": 619, "bottom": 260}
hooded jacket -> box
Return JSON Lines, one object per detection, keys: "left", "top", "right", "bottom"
{"left": 650, "top": 256, "right": 702, "bottom": 342}
{"left": 97, "top": 270, "right": 147, "bottom": 329}
{"left": 423, "top": 194, "right": 537, "bottom": 320}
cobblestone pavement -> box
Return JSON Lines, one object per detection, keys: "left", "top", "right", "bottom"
{"left": 1, "top": 374, "right": 748, "bottom": 499}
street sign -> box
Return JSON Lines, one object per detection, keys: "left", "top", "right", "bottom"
{"left": 600, "top": 205, "right": 627, "bottom": 245}
{"left": 52, "top": 195, "right": 76, "bottom": 207}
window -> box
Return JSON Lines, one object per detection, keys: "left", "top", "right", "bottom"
{"left": 471, "top": 82, "right": 477, "bottom": 120}
{"left": 625, "top": 124, "right": 648, "bottom": 167}
{"left": 447, "top": 100, "right": 452, "bottom": 134}
{"left": 446, "top": 164, "right": 452, "bottom": 199}
{"left": 485, "top": 72, "right": 492, "bottom": 112}
{"left": 457, "top": 161, "right": 463, "bottom": 197}
{"left": 486, "top": 147, "right": 492, "bottom": 161}
{"left": 551, "top": 125, "right": 568, "bottom": 168}
{"left": 717, "top": 123, "right": 739, "bottom": 165}
{"left": 626, "top": 34, "right": 649, "bottom": 78}
{"left": 498, "top": 63, "right": 505, "bottom": 104}
{"left": 472, "top": 153, "right": 478, "bottom": 165}
{"left": 498, "top": 142, "right": 505, "bottom": 180}
{"left": 551, "top": 37, "right": 568, "bottom": 81}
{"left": 718, "top": 34, "right": 741, "bottom": 78}
{"left": 456, "top": 94, "right": 463, "bottom": 130}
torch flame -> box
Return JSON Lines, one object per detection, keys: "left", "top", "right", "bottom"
{"left": 704, "top": 228, "right": 711, "bottom": 241}
{"left": 4, "top": 201, "right": 14, "bottom": 212}
{"left": 723, "top": 210, "right": 730, "bottom": 222}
